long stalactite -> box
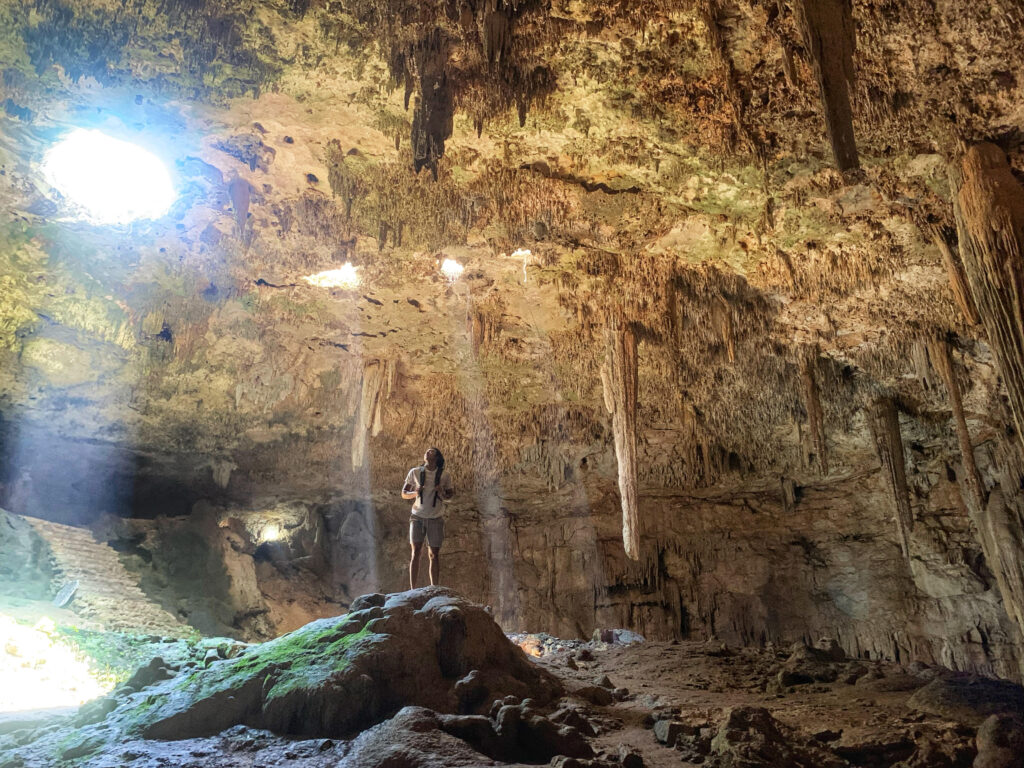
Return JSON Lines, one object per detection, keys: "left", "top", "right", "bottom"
{"left": 800, "top": 352, "right": 828, "bottom": 476}
{"left": 794, "top": 0, "right": 859, "bottom": 171}
{"left": 951, "top": 142, "right": 1024, "bottom": 447}
{"left": 928, "top": 338, "right": 984, "bottom": 511}
{"left": 931, "top": 337, "right": 1024, "bottom": 648}
{"left": 868, "top": 397, "right": 913, "bottom": 559}
{"left": 929, "top": 225, "right": 980, "bottom": 326}
{"left": 945, "top": 144, "right": 1024, "bottom": 654}
{"left": 352, "top": 359, "right": 395, "bottom": 470}
{"left": 602, "top": 321, "right": 640, "bottom": 560}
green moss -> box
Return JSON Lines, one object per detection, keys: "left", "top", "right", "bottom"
{"left": 174, "top": 623, "right": 373, "bottom": 702}
{"left": 54, "top": 626, "right": 166, "bottom": 686}
{"left": 778, "top": 204, "right": 835, "bottom": 250}
{"left": 0, "top": 5, "right": 32, "bottom": 76}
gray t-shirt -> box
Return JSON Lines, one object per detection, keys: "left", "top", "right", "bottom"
{"left": 404, "top": 465, "right": 453, "bottom": 519}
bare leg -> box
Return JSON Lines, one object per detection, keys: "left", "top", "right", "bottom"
{"left": 427, "top": 547, "right": 441, "bottom": 586}
{"left": 409, "top": 542, "right": 424, "bottom": 590}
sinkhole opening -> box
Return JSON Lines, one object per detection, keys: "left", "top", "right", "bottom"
{"left": 42, "top": 129, "right": 176, "bottom": 225}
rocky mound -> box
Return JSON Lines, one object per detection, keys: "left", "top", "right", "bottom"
{"left": 3, "top": 587, "right": 569, "bottom": 765}
{"left": 133, "top": 587, "right": 561, "bottom": 739}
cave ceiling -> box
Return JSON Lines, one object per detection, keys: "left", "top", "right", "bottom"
{"left": 0, "top": 0, "right": 1021, "bottom": 519}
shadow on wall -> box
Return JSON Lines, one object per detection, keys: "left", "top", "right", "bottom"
{"left": 0, "top": 417, "right": 221, "bottom": 525}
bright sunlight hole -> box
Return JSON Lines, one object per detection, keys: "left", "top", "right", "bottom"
{"left": 440, "top": 258, "right": 464, "bottom": 281}
{"left": 303, "top": 263, "right": 360, "bottom": 289}
{"left": 43, "top": 129, "right": 176, "bottom": 225}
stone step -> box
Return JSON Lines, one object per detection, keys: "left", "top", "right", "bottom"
{"left": 22, "top": 516, "right": 190, "bottom": 637}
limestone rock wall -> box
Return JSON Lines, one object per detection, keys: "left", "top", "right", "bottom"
{"left": 2, "top": 0, "right": 1024, "bottom": 689}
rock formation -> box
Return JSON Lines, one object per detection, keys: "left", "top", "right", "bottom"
{"left": 0, "top": 0, "right": 1023, "bottom": 688}
{"left": 5, "top": 591, "right": 1024, "bottom": 768}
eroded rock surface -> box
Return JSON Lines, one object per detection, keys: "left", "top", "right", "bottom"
{"left": 6, "top": 608, "right": 1024, "bottom": 768}
{"left": 1, "top": 0, "right": 1024, "bottom": 687}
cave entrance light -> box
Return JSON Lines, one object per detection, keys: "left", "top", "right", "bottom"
{"left": 42, "top": 129, "right": 176, "bottom": 225}
{"left": 0, "top": 615, "right": 111, "bottom": 712}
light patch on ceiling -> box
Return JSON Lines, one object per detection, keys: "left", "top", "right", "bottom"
{"left": 261, "top": 523, "right": 282, "bottom": 543}
{"left": 440, "top": 258, "right": 464, "bottom": 281}
{"left": 42, "top": 129, "right": 176, "bottom": 225}
{"left": 303, "top": 263, "right": 360, "bottom": 289}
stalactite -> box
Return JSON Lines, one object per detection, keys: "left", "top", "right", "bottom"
{"left": 928, "top": 225, "right": 980, "bottom": 325}
{"left": 602, "top": 321, "right": 640, "bottom": 560}
{"left": 712, "top": 295, "right": 735, "bottom": 362}
{"left": 951, "top": 142, "right": 1024, "bottom": 445}
{"left": 794, "top": 0, "right": 859, "bottom": 171}
{"left": 931, "top": 150, "right": 1024, "bottom": 645}
{"left": 800, "top": 353, "right": 828, "bottom": 475}
{"left": 868, "top": 397, "right": 913, "bottom": 559}
{"left": 928, "top": 338, "right": 984, "bottom": 512}
{"left": 352, "top": 359, "right": 395, "bottom": 470}
{"left": 780, "top": 476, "right": 797, "bottom": 515}
{"left": 977, "top": 445, "right": 1024, "bottom": 646}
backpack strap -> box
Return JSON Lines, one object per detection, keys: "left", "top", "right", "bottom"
{"left": 417, "top": 464, "right": 444, "bottom": 509}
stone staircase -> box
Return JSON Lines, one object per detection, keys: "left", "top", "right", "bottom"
{"left": 23, "top": 516, "right": 189, "bottom": 637}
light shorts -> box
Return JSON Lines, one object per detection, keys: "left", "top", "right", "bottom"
{"left": 409, "top": 515, "right": 445, "bottom": 548}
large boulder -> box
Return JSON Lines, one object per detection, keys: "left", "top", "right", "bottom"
{"left": 109, "top": 587, "right": 561, "bottom": 741}
{"left": 907, "top": 675, "right": 1024, "bottom": 724}
{"left": 974, "top": 714, "right": 1024, "bottom": 768}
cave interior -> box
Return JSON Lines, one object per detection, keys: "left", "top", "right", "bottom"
{"left": 2, "top": 0, "right": 1024, "bottom": 766}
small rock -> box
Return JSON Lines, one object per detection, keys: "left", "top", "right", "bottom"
{"left": 595, "top": 675, "right": 614, "bottom": 689}
{"left": 612, "top": 687, "right": 630, "bottom": 701}
{"left": 813, "top": 729, "right": 842, "bottom": 742}
{"left": 125, "top": 656, "right": 175, "bottom": 690}
{"left": 61, "top": 734, "right": 103, "bottom": 761}
{"left": 348, "top": 593, "right": 386, "bottom": 612}
{"left": 842, "top": 663, "right": 869, "bottom": 684}
{"left": 576, "top": 686, "right": 613, "bottom": 706}
{"left": 653, "top": 719, "right": 684, "bottom": 745}
{"left": 576, "top": 649, "right": 594, "bottom": 662}
{"left": 317, "top": 739, "right": 334, "bottom": 751}
{"left": 74, "top": 696, "right": 118, "bottom": 726}
{"left": 565, "top": 657, "right": 578, "bottom": 670}
{"left": 618, "top": 745, "right": 644, "bottom": 768}
{"left": 203, "top": 648, "right": 221, "bottom": 667}
{"left": 855, "top": 668, "right": 885, "bottom": 685}
{"left": 550, "top": 705, "right": 598, "bottom": 737}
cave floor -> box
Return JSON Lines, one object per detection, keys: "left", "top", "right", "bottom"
{"left": 539, "top": 639, "right": 971, "bottom": 768}
{"left": 3, "top": 627, "right": 993, "bottom": 768}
